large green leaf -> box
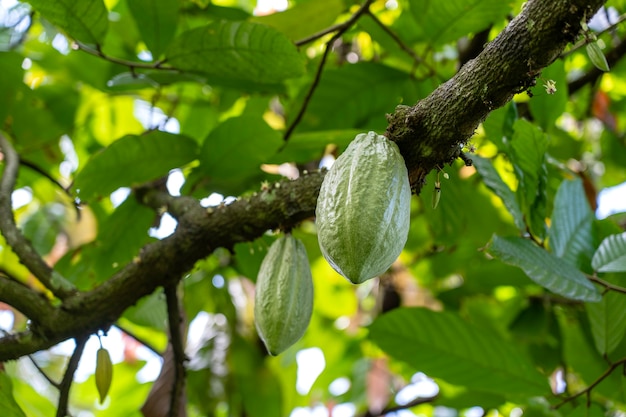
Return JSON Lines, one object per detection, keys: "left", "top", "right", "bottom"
{"left": 407, "top": 0, "right": 510, "bottom": 45}
{"left": 124, "top": 289, "right": 168, "bottom": 331}
{"left": 369, "top": 308, "right": 548, "bottom": 396}
{"left": 548, "top": 178, "right": 594, "bottom": 268}
{"left": 293, "top": 62, "right": 426, "bottom": 132}
{"left": 489, "top": 235, "right": 601, "bottom": 302}
{"left": 472, "top": 155, "right": 525, "bottom": 231}
{"left": 528, "top": 60, "right": 568, "bottom": 130}
{"left": 586, "top": 276, "right": 626, "bottom": 355}
{"left": 195, "top": 116, "right": 282, "bottom": 195}
{"left": 270, "top": 129, "right": 362, "bottom": 164}
{"left": 592, "top": 232, "right": 626, "bottom": 272}
{"left": 165, "top": 21, "right": 305, "bottom": 86}
{"left": 0, "top": 373, "right": 27, "bottom": 417}
{"left": 26, "top": 0, "right": 108, "bottom": 44}
{"left": 509, "top": 119, "right": 548, "bottom": 238}
{"left": 73, "top": 131, "right": 198, "bottom": 200}
{"left": 252, "top": 0, "right": 344, "bottom": 42}
{"left": 126, "top": 0, "right": 178, "bottom": 58}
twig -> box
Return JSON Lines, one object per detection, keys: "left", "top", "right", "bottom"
{"left": 562, "top": 12, "right": 626, "bottom": 58}
{"left": 284, "top": 0, "right": 375, "bottom": 142}
{"left": 56, "top": 336, "right": 88, "bottom": 417}
{"left": 363, "top": 395, "right": 438, "bottom": 417}
{"left": 0, "top": 329, "right": 60, "bottom": 388}
{"left": 364, "top": 10, "right": 435, "bottom": 76}
{"left": 73, "top": 41, "right": 169, "bottom": 71}
{"left": 114, "top": 324, "right": 162, "bottom": 356}
{"left": 0, "top": 133, "right": 76, "bottom": 299}
{"left": 552, "top": 357, "right": 626, "bottom": 409}
{"left": 588, "top": 275, "right": 626, "bottom": 294}
{"left": 19, "top": 158, "right": 72, "bottom": 197}
{"left": 28, "top": 355, "right": 61, "bottom": 389}
{"left": 164, "top": 283, "right": 186, "bottom": 417}
{"left": 0, "top": 273, "right": 54, "bottom": 323}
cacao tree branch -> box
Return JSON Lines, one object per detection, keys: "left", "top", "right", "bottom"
{"left": 0, "top": 133, "right": 76, "bottom": 299}
{"left": 56, "top": 336, "right": 88, "bottom": 417}
{"left": 165, "top": 283, "right": 186, "bottom": 417}
{"left": 0, "top": 0, "right": 608, "bottom": 361}
{"left": 385, "top": 0, "right": 606, "bottom": 192}
{"left": 0, "top": 172, "right": 323, "bottom": 360}
{"left": 552, "top": 357, "right": 626, "bottom": 409}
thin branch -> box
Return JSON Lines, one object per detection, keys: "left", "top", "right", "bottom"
{"left": 114, "top": 324, "right": 162, "bottom": 356}
{"left": 284, "top": 0, "right": 375, "bottom": 142}
{"left": 19, "top": 158, "right": 72, "bottom": 197}
{"left": 588, "top": 275, "right": 626, "bottom": 294}
{"left": 56, "top": 336, "right": 88, "bottom": 417}
{"left": 568, "top": 35, "right": 626, "bottom": 94}
{"left": 73, "top": 41, "right": 169, "bottom": 71}
{"left": 364, "top": 395, "right": 438, "bottom": 417}
{"left": 552, "top": 357, "right": 626, "bottom": 409}
{"left": 164, "top": 283, "right": 186, "bottom": 417}
{"left": 295, "top": 21, "right": 346, "bottom": 46}
{"left": 28, "top": 355, "right": 61, "bottom": 389}
{"left": 562, "top": 12, "right": 626, "bottom": 58}
{"left": 364, "top": 10, "right": 435, "bottom": 76}
{"left": 0, "top": 133, "right": 76, "bottom": 299}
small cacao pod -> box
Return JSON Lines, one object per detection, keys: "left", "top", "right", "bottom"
{"left": 254, "top": 235, "right": 314, "bottom": 355}
{"left": 316, "top": 131, "right": 411, "bottom": 284}
{"left": 95, "top": 347, "right": 113, "bottom": 404}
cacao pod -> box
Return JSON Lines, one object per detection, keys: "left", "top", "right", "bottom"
{"left": 254, "top": 235, "right": 314, "bottom": 355}
{"left": 95, "top": 347, "right": 113, "bottom": 404}
{"left": 316, "top": 131, "right": 411, "bottom": 284}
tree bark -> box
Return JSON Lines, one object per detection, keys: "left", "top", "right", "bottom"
{"left": 0, "top": 0, "right": 607, "bottom": 360}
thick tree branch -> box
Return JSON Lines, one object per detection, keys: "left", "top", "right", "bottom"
{"left": 0, "top": 275, "right": 55, "bottom": 323}
{"left": 0, "top": 172, "right": 323, "bottom": 360}
{"left": 0, "top": 133, "right": 76, "bottom": 299}
{"left": 385, "top": 0, "right": 606, "bottom": 192}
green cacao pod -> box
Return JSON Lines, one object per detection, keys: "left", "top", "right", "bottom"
{"left": 316, "top": 131, "right": 411, "bottom": 284}
{"left": 95, "top": 347, "right": 113, "bottom": 404}
{"left": 254, "top": 235, "right": 314, "bottom": 355}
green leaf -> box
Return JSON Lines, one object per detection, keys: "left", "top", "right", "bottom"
{"left": 124, "top": 289, "right": 168, "bottom": 331}
{"left": 165, "top": 21, "right": 305, "bottom": 86}
{"left": 407, "top": 0, "right": 510, "bottom": 45}
{"left": 74, "top": 131, "right": 198, "bottom": 200}
{"left": 488, "top": 235, "right": 601, "bottom": 302}
{"left": 252, "top": 0, "right": 344, "bottom": 41}
{"left": 126, "top": 0, "right": 178, "bottom": 58}
{"left": 548, "top": 178, "right": 594, "bottom": 268}
{"left": 592, "top": 232, "right": 626, "bottom": 272}
{"left": 586, "top": 277, "right": 626, "bottom": 355}
{"left": 472, "top": 155, "right": 525, "bottom": 231}
{"left": 270, "top": 129, "right": 362, "bottom": 164}
{"left": 195, "top": 116, "right": 282, "bottom": 195}
{"left": 586, "top": 42, "right": 610, "bottom": 72}
{"left": 509, "top": 119, "right": 548, "bottom": 238}
{"left": 26, "top": 0, "right": 108, "bottom": 45}
{"left": 293, "top": 62, "right": 426, "bottom": 132}
{"left": 528, "top": 60, "right": 568, "bottom": 130}
{"left": 0, "top": 373, "right": 27, "bottom": 417}
{"left": 369, "top": 307, "right": 548, "bottom": 396}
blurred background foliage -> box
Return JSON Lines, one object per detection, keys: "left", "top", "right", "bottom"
{"left": 1, "top": 0, "right": 626, "bottom": 416}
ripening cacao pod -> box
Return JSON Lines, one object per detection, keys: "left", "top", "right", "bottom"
{"left": 254, "top": 235, "right": 314, "bottom": 355}
{"left": 95, "top": 347, "right": 113, "bottom": 404}
{"left": 316, "top": 131, "right": 411, "bottom": 284}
